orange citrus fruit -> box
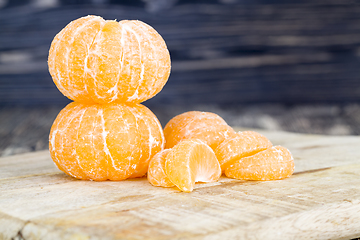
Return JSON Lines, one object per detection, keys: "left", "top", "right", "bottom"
{"left": 165, "top": 139, "right": 221, "bottom": 192}
{"left": 224, "top": 146, "right": 294, "bottom": 181}
{"left": 48, "top": 15, "right": 171, "bottom": 104}
{"left": 214, "top": 131, "right": 273, "bottom": 171}
{"left": 163, "top": 111, "right": 236, "bottom": 150}
{"left": 147, "top": 149, "right": 175, "bottom": 188}
{"left": 49, "top": 101, "right": 164, "bottom": 181}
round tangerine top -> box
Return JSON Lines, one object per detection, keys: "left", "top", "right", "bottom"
{"left": 48, "top": 15, "right": 171, "bottom": 104}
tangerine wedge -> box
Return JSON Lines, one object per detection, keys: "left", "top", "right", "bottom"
{"left": 224, "top": 146, "right": 294, "bottom": 181}
{"left": 147, "top": 149, "right": 175, "bottom": 188}
{"left": 164, "top": 139, "right": 221, "bottom": 192}
{"left": 49, "top": 102, "right": 164, "bottom": 181}
{"left": 214, "top": 131, "right": 272, "bottom": 172}
{"left": 164, "top": 111, "right": 235, "bottom": 150}
{"left": 48, "top": 15, "right": 171, "bottom": 104}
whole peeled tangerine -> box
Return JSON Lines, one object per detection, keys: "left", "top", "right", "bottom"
{"left": 49, "top": 102, "right": 165, "bottom": 181}
{"left": 48, "top": 15, "right": 171, "bottom": 104}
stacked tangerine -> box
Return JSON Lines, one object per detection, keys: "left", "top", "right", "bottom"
{"left": 49, "top": 15, "right": 294, "bottom": 192}
{"left": 48, "top": 15, "right": 170, "bottom": 180}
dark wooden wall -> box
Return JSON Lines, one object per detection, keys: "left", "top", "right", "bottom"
{"left": 1, "top": 0, "right": 360, "bottom": 106}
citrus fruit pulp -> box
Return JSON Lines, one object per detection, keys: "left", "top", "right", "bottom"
{"left": 147, "top": 149, "right": 175, "bottom": 187}
{"left": 214, "top": 131, "right": 273, "bottom": 172}
{"left": 224, "top": 146, "right": 294, "bottom": 181}
{"left": 164, "top": 111, "right": 235, "bottom": 150}
{"left": 48, "top": 15, "right": 171, "bottom": 104}
{"left": 164, "top": 139, "right": 221, "bottom": 192}
{"left": 49, "top": 102, "right": 164, "bottom": 181}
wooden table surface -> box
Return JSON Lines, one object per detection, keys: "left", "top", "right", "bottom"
{"left": 1, "top": 128, "right": 360, "bottom": 240}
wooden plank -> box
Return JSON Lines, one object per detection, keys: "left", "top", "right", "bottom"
{"left": 1, "top": 130, "right": 360, "bottom": 239}
{"left": 0, "top": 150, "right": 57, "bottom": 179}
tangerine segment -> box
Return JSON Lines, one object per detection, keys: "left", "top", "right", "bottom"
{"left": 224, "top": 146, "right": 294, "bottom": 181}
{"left": 48, "top": 15, "right": 103, "bottom": 103}
{"left": 214, "top": 131, "right": 272, "bottom": 172}
{"left": 164, "top": 111, "right": 235, "bottom": 150}
{"left": 48, "top": 15, "right": 171, "bottom": 104}
{"left": 147, "top": 149, "right": 175, "bottom": 187}
{"left": 49, "top": 102, "right": 164, "bottom": 181}
{"left": 165, "top": 139, "right": 221, "bottom": 192}
{"left": 128, "top": 104, "right": 165, "bottom": 178}
{"left": 49, "top": 102, "right": 89, "bottom": 179}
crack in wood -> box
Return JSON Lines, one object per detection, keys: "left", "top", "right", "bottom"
{"left": 293, "top": 167, "right": 332, "bottom": 175}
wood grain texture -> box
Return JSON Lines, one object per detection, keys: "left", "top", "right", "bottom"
{"left": 1, "top": 130, "right": 360, "bottom": 240}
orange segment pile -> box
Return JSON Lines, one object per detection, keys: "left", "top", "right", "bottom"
{"left": 49, "top": 102, "right": 164, "bottom": 181}
{"left": 164, "top": 111, "right": 235, "bottom": 150}
{"left": 160, "top": 111, "right": 295, "bottom": 190}
{"left": 48, "top": 15, "right": 171, "bottom": 104}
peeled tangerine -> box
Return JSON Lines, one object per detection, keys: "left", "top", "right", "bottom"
{"left": 48, "top": 15, "right": 171, "bottom": 104}
{"left": 164, "top": 111, "right": 235, "bottom": 150}
{"left": 49, "top": 102, "right": 164, "bottom": 181}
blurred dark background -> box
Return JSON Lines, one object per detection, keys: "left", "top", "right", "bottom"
{"left": 1, "top": 0, "right": 360, "bottom": 156}
{"left": 2, "top": 0, "right": 360, "bottom": 105}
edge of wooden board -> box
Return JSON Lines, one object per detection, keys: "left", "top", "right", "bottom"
{"left": 1, "top": 130, "right": 360, "bottom": 240}
{"left": 1, "top": 164, "right": 360, "bottom": 240}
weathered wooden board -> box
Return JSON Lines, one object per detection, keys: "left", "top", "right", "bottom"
{"left": 1, "top": 129, "right": 360, "bottom": 240}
